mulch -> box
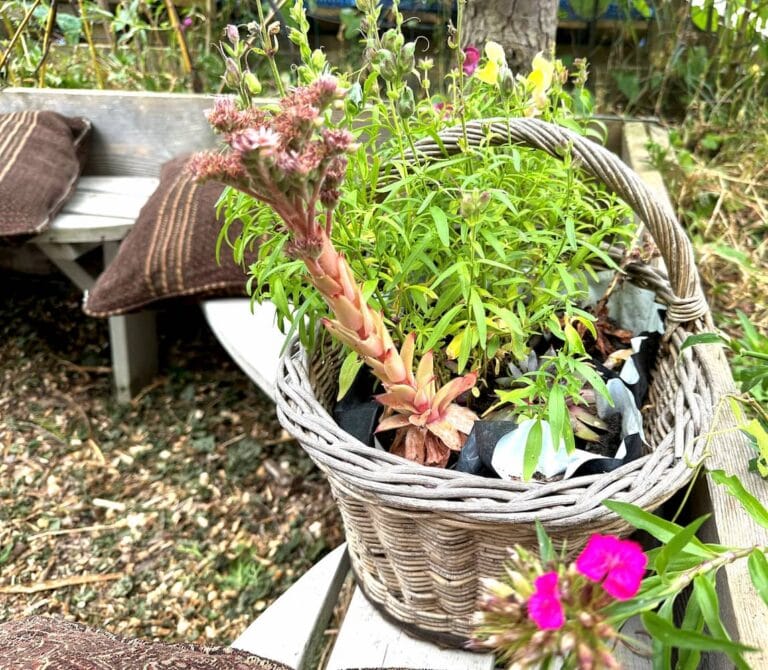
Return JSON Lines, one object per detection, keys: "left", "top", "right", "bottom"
{"left": 0, "top": 267, "right": 343, "bottom": 647}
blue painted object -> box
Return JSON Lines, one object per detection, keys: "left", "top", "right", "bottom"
{"left": 311, "top": 0, "right": 446, "bottom": 11}
{"left": 558, "top": 1, "right": 654, "bottom": 21}
{"left": 309, "top": 1, "right": 654, "bottom": 22}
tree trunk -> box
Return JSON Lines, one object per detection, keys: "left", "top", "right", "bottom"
{"left": 462, "top": 0, "right": 559, "bottom": 73}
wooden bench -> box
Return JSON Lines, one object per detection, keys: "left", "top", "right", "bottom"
{"left": 0, "top": 88, "right": 217, "bottom": 402}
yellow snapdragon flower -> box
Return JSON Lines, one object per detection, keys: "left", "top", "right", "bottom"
{"left": 475, "top": 41, "right": 507, "bottom": 85}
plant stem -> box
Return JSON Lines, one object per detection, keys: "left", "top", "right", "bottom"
{"left": 35, "top": 0, "right": 58, "bottom": 86}
{"left": 256, "top": 0, "right": 285, "bottom": 97}
{"left": 78, "top": 0, "right": 106, "bottom": 89}
{"left": 163, "top": 0, "right": 196, "bottom": 90}
{"left": 0, "top": 0, "right": 43, "bottom": 73}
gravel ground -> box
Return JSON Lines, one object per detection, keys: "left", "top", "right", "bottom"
{"left": 0, "top": 268, "right": 343, "bottom": 646}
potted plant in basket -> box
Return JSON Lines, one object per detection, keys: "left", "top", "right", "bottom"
{"left": 192, "top": 0, "right": 717, "bottom": 646}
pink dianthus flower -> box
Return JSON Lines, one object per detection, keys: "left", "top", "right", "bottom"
{"left": 527, "top": 571, "right": 564, "bottom": 630}
{"left": 575, "top": 534, "right": 647, "bottom": 600}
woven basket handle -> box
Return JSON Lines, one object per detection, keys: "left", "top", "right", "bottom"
{"left": 405, "top": 118, "right": 708, "bottom": 323}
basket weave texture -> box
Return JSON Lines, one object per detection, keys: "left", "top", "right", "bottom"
{"left": 275, "top": 118, "right": 718, "bottom": 644}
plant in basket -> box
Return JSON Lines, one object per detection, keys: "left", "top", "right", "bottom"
{"left": 192, "top": 0, "right": 717, "bottom": 646}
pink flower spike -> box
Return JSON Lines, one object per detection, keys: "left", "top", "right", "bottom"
{"left": 463, "top": 45, "right": 481, "bottom": 76}
{"left": 527, "top": 572, "right": 565, "bottom": 630}
{"left": 576, "top": 534, "right": 648, "bottom": 601}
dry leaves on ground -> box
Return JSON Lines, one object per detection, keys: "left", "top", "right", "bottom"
{"left": 0, "top": 270, "right": 343, "bottom": 646}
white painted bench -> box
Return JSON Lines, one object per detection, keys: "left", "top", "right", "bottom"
{"left": 0, "top": 88, "right": 217, "bottom": 402}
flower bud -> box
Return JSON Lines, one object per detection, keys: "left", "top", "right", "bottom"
{"left": 419, "top": 57, "right": 434, "bottom": 71}
{"left": 577, "top": 643, "right": 594, "bottom": 670}
{"left": 243, "top": 71, "right": 262, "bottom": 94}
{"left": 381, "top": 28, "right": 403, "bottom": 53}
{"left": 223, "top": 58, "right": 240, "bottom": 88}
{"left": 225, "top": 24, "right": 239, "bottom": 45}
{"left": 578, "top": 612, "right": 595, "bottom": 628}
{"left": 499, "top": 66, "right": 516, "bottom": 95}
{"left": 594, "top": 621, "right": 615, "bottom": 640}
{"left": 268, "top": 21, "right": 281, "bottom": 36}
{"left": 399, "top": 42, "right": 416, "bottom": 74}
{"left": 559, "top": 631, "right": 576, "bottom": 654}
{"left": 396, "top": 86, "right": 415, "bottom": 118}
{"left": 376, "top": 49, "right": 398, "bottom": 81}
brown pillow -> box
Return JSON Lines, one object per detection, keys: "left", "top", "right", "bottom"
{"left": 0, "top": 110, "right": 91, "bottom": 237}
{"left": 85, "top": 155, "right": 248, "bottom": 317}
{"left": 0, "top": 616, "right": 290, "bottom": 669}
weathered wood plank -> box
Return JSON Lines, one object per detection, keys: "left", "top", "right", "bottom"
{"left": 37, "top": 214, "right": 135, "bottom": 243}
{"left": 35, "top": 245, "right": 98, "bottom": 290}
{"left": 327, "top": 588, "right": 495, "bottom": 670}
{"left": 74, "top": 176, "right": 160, "bottom": 195}
{"left": 103, "top": 241, "right": 158, "bottom": 402}
{"left": 692, "top": 350, "right": 768, "bottom": 670}
{"left": 621, "top": 121, "right": 675, "bottom": 213}
{"left": 61, "top": 190, "right": 152, "bottom": 218}
{"left": 232, "top": 544, "right": 350, "bottom": 670}
{"left": 201, "top": 299, "right": 287, "bottom": 402}
{"left": 0, "top": 88, "right": 219, "bottom": 176}
{"left": 621, "top": 121, "right": 768, "bottom": 668}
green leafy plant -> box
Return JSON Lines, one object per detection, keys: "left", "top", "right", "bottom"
{"left": 473, "top": 472, "right": 768, "bottom": 668}
{"left": 203, "top": 0, "right": 635, "bottom": 473}
{"left": 683, "top": 326, "right": 768, "bottom": 477}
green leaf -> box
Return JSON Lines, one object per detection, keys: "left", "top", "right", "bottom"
{"left": 693, "top": 575, "right": 751, "bottom": 668}
{"left": 748, "top": 549, "right": 768, "bottom": 609}
{"left": 654, "top": 515, "right": 709, "bottom": 576}
{"left": 429, "top": 206, "right": 450, "bottom": 248}
{"left": 710, "top": 469, "right": 768, "bottom": 531}
{"left": 337, "top": 351, "right": 364, "bottom": 401}
{"left": 423, "top": 304, "right": 464, "bottom": 350}
{"left": 680, "top": 332, "right": 725, "bottom": 352}
{"left": 523, "top": 420, "right": 543, "bottom": 481}
{"left": 742, "top": 420, "right": 768, "bottom": 471}
{"left": 547, "top": 385, "right": 567, "bottom": 453}
{"left": 641, "top": 611, "right": 756, "bottom": 654}
{"left": 469, "top": 290, "right": 487, "bottom": 347}
{"left": 603, "top": 501, "right": 717, "bottom": 558}
{"left": 535, "top": 520, "right": 555, "bottom": 563}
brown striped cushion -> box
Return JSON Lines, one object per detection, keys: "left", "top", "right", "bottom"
{"left": 0, "top": 110, "right": 91, "bottom": 237}
{"left": 0, "top": 616, "right": 291, "bottom": 669}
{"left": 84, "top": 155, "right": 247, "bottom": 317}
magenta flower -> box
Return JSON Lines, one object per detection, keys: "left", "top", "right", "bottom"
{"left": 181, "top": 16, "right": 193, "bottom": 30}
{"left": 575, "top": 534, "right": 647, "bottom": 600}
{"left": 463, "top": 45, "right": 480, "bottom": 76}
{"left": 527, "top": 572, "right": 565, "bottom": 630}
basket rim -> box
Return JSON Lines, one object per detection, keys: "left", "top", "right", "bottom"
{"left": 274, "top": 117, "right": 716, "bottom": 523}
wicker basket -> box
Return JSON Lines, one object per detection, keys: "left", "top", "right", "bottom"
{"left": 275, "top": 118, "right": 718, "bottom": 646}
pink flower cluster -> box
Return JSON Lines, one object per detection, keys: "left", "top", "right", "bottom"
{"left": 527, "top": 534, "right": 647, "bottom": 631}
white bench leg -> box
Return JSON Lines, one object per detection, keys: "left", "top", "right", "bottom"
{"left": 103, "top": 242, "right": 158, "bottom": 402}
